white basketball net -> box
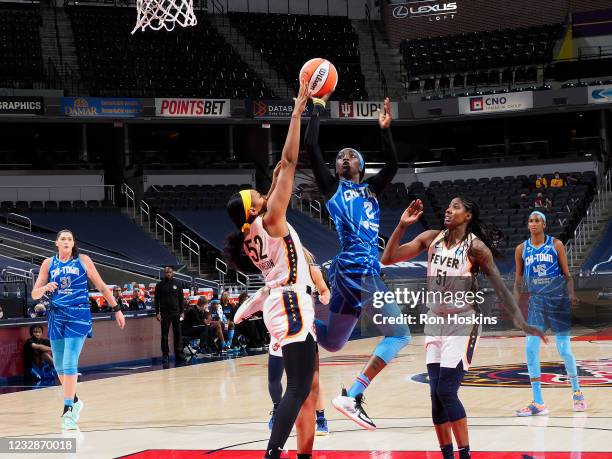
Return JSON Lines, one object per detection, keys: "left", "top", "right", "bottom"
{"left": 131, "top": 0, "right": 197, "bottom": 33}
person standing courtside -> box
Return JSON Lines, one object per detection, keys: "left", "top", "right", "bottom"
{"left": 155, "top": 266, "right": 185, "bottom": 366}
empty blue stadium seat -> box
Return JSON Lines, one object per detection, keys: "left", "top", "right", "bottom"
{"left": 21, "top": 212, "right": 179, "bottom": 267}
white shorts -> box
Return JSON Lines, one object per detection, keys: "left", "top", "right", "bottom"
{"left": 424, "top": 311, "right": 481, "bottom": 370}
{"left": 264, "top": 286, "right": 316, "bottom": 348}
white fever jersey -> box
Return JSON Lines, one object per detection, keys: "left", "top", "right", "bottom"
{"left": 245, "top": 215, "right": 316, "bottom": 347}
{"left": 244, "top": 215, "right": 311, "bottom": 289}
{"left": 426, "top": 231, "right": 478, "bottom": 315}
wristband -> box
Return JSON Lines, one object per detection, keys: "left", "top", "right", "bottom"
{"left": 312, "top": 97, "right": 326, "bottom": 108}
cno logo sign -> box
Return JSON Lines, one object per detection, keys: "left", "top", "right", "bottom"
{"left": 392, "top": 1, "right": 457, "bottom": 21}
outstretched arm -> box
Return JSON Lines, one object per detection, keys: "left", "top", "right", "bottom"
{"left": 380, "top": 199, "right": 438, "bottom": 265}
{"left": 365, "top": 98, "right": 398, "bottom": 195}
{"left": 82, "top": 254, "right": 125, "bottom": 329}
{"left": 512, "top": 243, "right": 525, "bottom": 306}
{"left": 304, "top": 96, "right": 337, "bottom": 201}
{"left": 470, "top": 240, "right": 547, "bottom": 341}
{"left": 264, "top": 80, "right": 310, "bottom": 236}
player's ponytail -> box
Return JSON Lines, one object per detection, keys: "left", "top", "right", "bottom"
{"left": 224, "top": 193, "right": 258, "bottom": 273}
{"left": 457, "top": 197, "right": 504, "bottom": 259}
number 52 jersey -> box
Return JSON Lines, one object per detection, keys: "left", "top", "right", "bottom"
{"left": 243, "top": 215, "right": 315, "bottom": 345}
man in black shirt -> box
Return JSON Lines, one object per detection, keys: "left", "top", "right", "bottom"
{"left": 23, "top": 324, "right": 54, "bottom": 380}
{"left": 129, "top": 288, "right": 146, "bottom": 311}
{"left": 155, "top": 266, "right": 185, "bottom": 365}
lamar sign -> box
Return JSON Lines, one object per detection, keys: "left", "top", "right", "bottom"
{"left": 458, "top": 92, "right": 533, "bottom": 115}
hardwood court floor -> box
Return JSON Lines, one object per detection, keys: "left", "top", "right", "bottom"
{"left": 1, "top": 335, "right": 610, "bottom": 458}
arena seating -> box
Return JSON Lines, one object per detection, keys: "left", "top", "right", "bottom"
{"left": 0, "top": 255, "right": 38, "bottom": 274}
{"left": 1, "top": 199, "right": 115, "bottom": 214}
{"left": 401, "top": 23, "right": 563, "bottom": 88}
{"left": 583, "top": 221, "right": 612, "bottom": 273}
{"left": 18, "top": 212, "right": 179, "bottom": 267}
{"left": 424, "top": 172, "right": 595, "bottom": 252}
{"left": 143, "top": 184, "right": 250, "bottom": 211}
{"left": 0, "top": 4, "right": 44, "bottom": 88}
{"left": 228, "top": 12, "right": 367, "bottom": 100}
{"left": 170, "top": 208, "right": 340, "bottom": 268}
{"left": 66, "top": 7, "right": 273, "bottom": 98}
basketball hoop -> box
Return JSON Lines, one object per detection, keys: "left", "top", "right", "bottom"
{"left": 131, "top": 0, "right": 197, "bottom": 34}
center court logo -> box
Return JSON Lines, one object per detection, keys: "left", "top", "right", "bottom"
{"left": 411, "top": 358, "right": 612, "bottom": 387}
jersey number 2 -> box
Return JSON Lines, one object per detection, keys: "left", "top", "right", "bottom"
{"left": 245, "top": 235, "right": 268, "bottom": 263}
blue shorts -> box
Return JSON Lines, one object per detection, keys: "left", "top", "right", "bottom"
{"left": 328, "top": 271, "right": 383, "bottom": 316}
{"left": 48, "top": 305, "right": 93, "bottom": 340}
{"left": 527, "top": 295, "right": 572, "bottom": 334}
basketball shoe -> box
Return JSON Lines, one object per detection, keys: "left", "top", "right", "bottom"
{"left": 573, "top": 391, "right": 587, "bottom": 412}
{"left": 332, "top": 388, "right": 376, "bottom": 430}
{"left": 515, "top": 401, "right": 549, "bottom": 417}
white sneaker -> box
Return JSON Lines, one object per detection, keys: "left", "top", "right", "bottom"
{"left": 61, "top": 409, "right": 78, "bottom": 430}
{"left": 72, "top": 399, "right": 84, "bottom": 422}
{"left": 332, "top": 389, "right": 376, "bottom": 431}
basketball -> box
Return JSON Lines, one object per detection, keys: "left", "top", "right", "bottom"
{"left": 299, "top": 58, "right": 338, "bottom": 97}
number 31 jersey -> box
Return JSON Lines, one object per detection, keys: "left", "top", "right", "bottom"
{"left": 48, "top": 255, "right": 89, "bottom": 308}
{"left": 326, "top": 180, "right": 380, "bottom": 276}
{"left": 244, "top": 215, "right": 311, "bottom": 288}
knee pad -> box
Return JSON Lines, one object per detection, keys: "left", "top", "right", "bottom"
{"left": 555, "top": 335, "right": 572, "bottom": 358}
{"left": 50, "top": 339, "right": 65, "bottom": 375}
{"left": 427, "top": 365, "right": 448, "bottom": 424}
{"left": 61, "top": 337, "right": 86, "bottom": 376}
{"left": 431, "top": 396, "right": 448, "bottom": 425}
{"left": 373, "top": 335, "right": 411, "bottom": 364}
{"left": 436, "top": 366, "right": 466, "bottom": 422}
{"left": 525, "top": 335, "right": 542, "bottom": 375}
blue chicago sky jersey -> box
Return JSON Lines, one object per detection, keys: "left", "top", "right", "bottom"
{"left": 48, "top": 255, "right": 89, "bottom": 308}
{"left": 326, "top": 179, "right": 380, "bottom": 276}
{"left": 522, "top": 235, "right": 566, "bottom": 298}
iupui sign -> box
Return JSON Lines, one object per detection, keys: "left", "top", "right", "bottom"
{"left": 458, "top": 92, "right": 533, "bottom": 115}
{"left": 391, "top": 0, "right": 457, "bottom": 20}
{"left": 155, "top": 98, "right": 230, "bottom": 117}
{"left": 330, "top": 100, "right": 399, "bottom": 119}
{"left": 588, "top": 85, "right": 612, "bottom": 104}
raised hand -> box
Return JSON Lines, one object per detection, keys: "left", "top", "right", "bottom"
{"left": 400, "top": 199, "right": 423, "bottom": 227}
{"left": 523, "top": 324, "right": 548, "bottom": 343}
{"left": 293, "top": 78, "right": 311, "bottom": 115}
{"left": 378, "top": 97, "right": 392, "bottom": 129}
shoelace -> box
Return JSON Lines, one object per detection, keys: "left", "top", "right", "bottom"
{"left": 355, "top": 396, "right": 371, "bottom": 418}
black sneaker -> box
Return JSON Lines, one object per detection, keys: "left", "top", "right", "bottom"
{"left": 332, "top": 388, "right": 376, "bottom": 431}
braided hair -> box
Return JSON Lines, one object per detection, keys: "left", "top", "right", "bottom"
{"left": 445, "top": 196, "right": 505, "bottom": 265}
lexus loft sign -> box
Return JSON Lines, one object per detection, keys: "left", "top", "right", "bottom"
{"left": 391, "top": 0, "right": 457, "bottom": 21}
